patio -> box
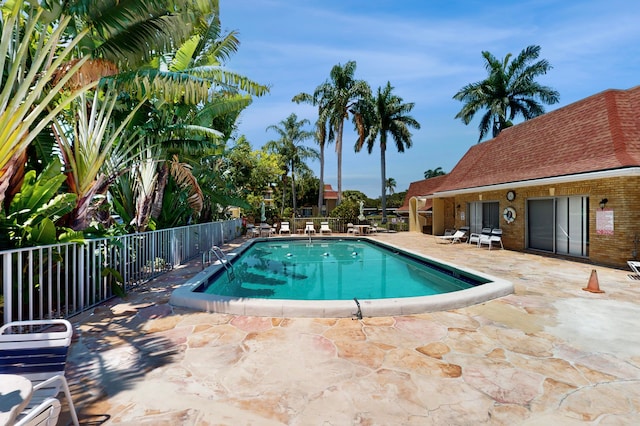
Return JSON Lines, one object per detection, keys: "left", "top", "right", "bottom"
{"left": 64, "top": 232, "right": 640, "bottom": 424}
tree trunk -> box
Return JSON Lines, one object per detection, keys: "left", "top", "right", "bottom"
{"left": 317, "top": 143, "right": 325, "bottom": 214}
{"left": 336, "top": 119, "right": 344, "bottom": 205}
{"left": 291, "top": 159, "right": 297, "bottom": 215}
{"left": 380, "top": 135, "right": 387, "bottom": 224}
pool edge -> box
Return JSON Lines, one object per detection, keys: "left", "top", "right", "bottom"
{"left": 169, "top": 236, "right": 515, "bottom": 318}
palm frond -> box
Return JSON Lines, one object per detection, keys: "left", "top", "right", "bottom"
{"left": 170, "top": 155, "right": 203, "bottom": 215}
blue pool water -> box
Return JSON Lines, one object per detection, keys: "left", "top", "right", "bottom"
{"left": 200, "top": 239, "right": 489, "bottom": 301}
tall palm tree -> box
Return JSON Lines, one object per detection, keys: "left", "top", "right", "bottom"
{"left": 292, "top": 90, "right": 332, "bottom": 214}
{"left": 453, "top": 45, "right": 559, "bottom": 142}
{"left": 314, "top": 61, "right": 370, "bottom": 205}
{"left": 424, "top": 167, "right": 446, "bottom": 179}
{"left": 265, "top": 114, "right": 318, "bottom": 215}
{"left": 354, "top": 82, "right": 420, "bottom": 224}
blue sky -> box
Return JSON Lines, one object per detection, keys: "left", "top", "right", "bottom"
{"left": 220, "top": 0, "right": 640, "bottom": 198}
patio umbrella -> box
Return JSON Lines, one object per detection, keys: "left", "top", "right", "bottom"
{"left": 260, "top": 202, "right": 266, "bottom": 222}
{"left": 358, "top": 200, "right": 365, "bottom": 221}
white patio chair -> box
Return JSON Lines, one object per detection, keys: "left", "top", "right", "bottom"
{"left": 479, "top": 229, "right": 503, "bottom": 250}
{"left": 279, "top": 221, "right": 291, "bottom": 235}
{"left": 346, "top": 223, "right": 358, "bottom": 235}
{"left": 15, "top": 397, "right": 61, "bottom": 426}
{"left": 304, "top": 222, "right": 316, "bottom": 235}
{"left": 0, "top": 319, "right": 80, "bottom": 426}
{"left": 319, "top": 222, "right": 332, "bottom": 235}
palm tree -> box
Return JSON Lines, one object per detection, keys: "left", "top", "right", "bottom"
{"left": 265, "top": 114, "right": 318, "bottom": 215}
{"left": 453, "top": 45, "right": 559, "bottom": 142}
{"left": 314, "top": 61, "right": 370, "bottom": 205}
{"left": 424, "top": 167, "right": 446, "bottom": 179}
{"left": 385, "top": 178, "right": 397, "bottom": 195}
{"left": 292, "top": 90, "right": 332, "bottom": 215}
{"left": 354, "top": 82, "right": 420, "bottom": 224}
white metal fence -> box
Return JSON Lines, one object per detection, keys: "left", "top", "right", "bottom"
{"left": 1, "top": 219, "right": 242, "bottom": 324}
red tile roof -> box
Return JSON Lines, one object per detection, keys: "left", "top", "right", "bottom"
{"left": 323, "top": 184, "right": 338, "bottom": 199}
{"left": 398, "top": 175, "right": 448, "bottom": 212}
{"left": 436, "top": 86, "right": 640, "bottom": 193}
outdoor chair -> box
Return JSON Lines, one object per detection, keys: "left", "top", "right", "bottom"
{"left": 319, "top": 222, "right": 332, "bottom": 235}
{"left": 15, "top": 397, "right": 61, "bottom": 426}
{"left": 436, "top": 230, "right": 466, "bottom": 244}
{"left": 479, "top": 228, "right": 503, "bottom": 250}
{"left": 469, "top": 228, "right": 492, "bottom": 246}
{"left": 304, "top": 222, "right": 316, "bottom": 235}
{"left": 0, "top": 319, "right": 80, "bottom": 426}
{"left": 279, "top": 222, "right": 291, "bottom": 235}
{"left": 346, "top": 223, "right": 359, "bottom": 235}
{"left": 259, "top": 223, "right": 274, "bottom": 237}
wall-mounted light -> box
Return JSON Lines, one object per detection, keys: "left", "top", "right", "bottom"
{"left": 599, "top": 198, "right": 608, "bottom": 210}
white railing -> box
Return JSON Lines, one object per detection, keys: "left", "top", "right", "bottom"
{"left": 1, "top": 219, "right": 242, "bottom": 324}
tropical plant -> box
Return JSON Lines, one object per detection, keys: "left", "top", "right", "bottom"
{"left": 453, "top": 45, "right": 559, "bottom": 142}
{"left": 53, "top": 88, "right": 146, "bottom": 230}
{"left": 0, "top": 158, "right": 83, "bottom": 248}
{"left": 264, "top": 113, "right": 318, "bottom": 215}
{"left": 0, "top": 1, "right": 96, "bottom": 207}
{"left": 424, "top": 167, "right": 446, "bottom": 179}
{"left": 107, "top": 3, "right": 268, "bottom": 231}
{"left": 329, "top": 198, "right": 359, "bottom": 223}
{"left": 354, "top": 82, "right": 420, "bottom": 224}
{"left": 312, "top": 61, "right": 370, "bottom": 204}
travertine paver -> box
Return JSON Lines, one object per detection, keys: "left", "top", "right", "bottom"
{"left": 63, "top": 232, "right": 640, "bottom": 425}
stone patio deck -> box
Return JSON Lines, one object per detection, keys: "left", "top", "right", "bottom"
{"left": 64, "top": 232, "right": 640, "bottom": 425}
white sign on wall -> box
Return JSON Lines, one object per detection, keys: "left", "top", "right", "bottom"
{"left": 596, "top": 209, "right": 614, "bottom": 235}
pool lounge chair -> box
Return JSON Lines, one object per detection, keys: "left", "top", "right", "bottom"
{"left": 628, "top": 260, "right": 640, "bottom": 280}
{"left": 436, "top": 230, "right": 466, "bottom": 244}
{"left": 279, "top": 222, "right": 291, "bottom": 235}
{"left": 319, "top": 222, "right": 332, "bottom": 235}
{"left": 304, "top": 222, "right": 316, "bottom": 235}
{"left": 0, "top": 319, "right": 80, "bottom": 426}
{"left": 347, "top": 223, "right": 359, "bottom": 235}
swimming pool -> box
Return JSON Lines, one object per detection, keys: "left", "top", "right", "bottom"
{"left": 169, "top": 237, "right": 513, "bottom": 318}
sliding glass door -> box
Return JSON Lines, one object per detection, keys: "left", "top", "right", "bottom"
{"left": 528, "top": 197, "right": 588, "bottom": 257}
{"left": 468, "top": 201, "right": 500, "bottom": 233}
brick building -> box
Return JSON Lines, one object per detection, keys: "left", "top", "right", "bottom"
{"left": 400, "top": 86, "right": 640, "bottom": 268}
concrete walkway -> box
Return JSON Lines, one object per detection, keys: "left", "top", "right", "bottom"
{"left": 64, "top": 232, "right": 640, "bottom": 425}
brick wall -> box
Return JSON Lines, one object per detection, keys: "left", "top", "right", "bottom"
{"left": 448, "top": 176, "right": 640, "bottom": 268}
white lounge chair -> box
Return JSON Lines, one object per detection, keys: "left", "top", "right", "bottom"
{"left": 279, "top": 221, "right": 291, "bottom": 235}
{"left": 346, "top": 223, "right": 359, "bottom": 235}
{"left": 436, "top": 230, "right": 466, "bottom": 244}
{"left": 304, "top": 222, "right": 316, "bottom": 235}
{"left": 319, "top": 222, "right": 332, "bottom": 235}
{"left": 0, "top": 320, "right": 80, "bottom": 426}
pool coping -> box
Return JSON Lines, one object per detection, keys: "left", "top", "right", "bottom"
{"left": 169, "top": 236, "right": 514, "bottom": 318}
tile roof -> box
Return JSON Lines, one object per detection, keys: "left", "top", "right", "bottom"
{"left": 323, "top": 184, "right": 338, "bottom": 199}
{"left": 397, "top": 175, "right": 448, "bottom": 212}
{"left": 436, "top": 86, "right": 640, "bottom": 193}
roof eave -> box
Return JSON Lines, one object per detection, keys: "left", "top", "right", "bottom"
{"left": 421, "top": 167, "right": 640, "bottom": 199}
